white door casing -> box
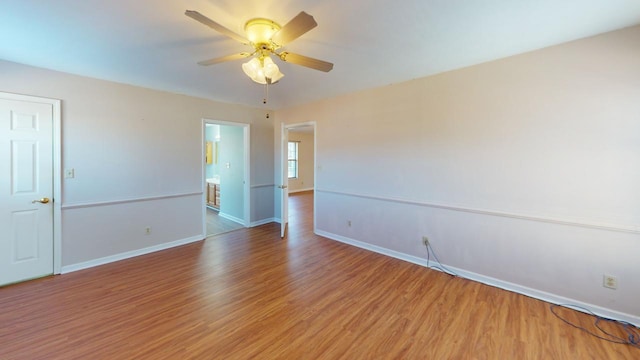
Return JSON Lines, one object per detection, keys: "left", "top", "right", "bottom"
{"left": 280, "top": 123, "right": 288, "bottom": 238}
{"left": 0, "top": 92, "right": 61, "bottom": 285}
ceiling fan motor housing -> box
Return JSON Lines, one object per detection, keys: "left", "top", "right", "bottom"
{"left": 245, "top": 18, "right": 282, "bottom": 51}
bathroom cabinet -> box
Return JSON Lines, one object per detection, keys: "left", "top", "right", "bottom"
{"left": 207, "top": 182, "right": 220, "bottom": 209}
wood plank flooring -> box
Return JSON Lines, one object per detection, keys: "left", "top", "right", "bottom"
{"left": 206, "top": 208, "right": 244, "bottom": 237}
{"left": 1, "top": 191, "right": 638, "bottom": 359}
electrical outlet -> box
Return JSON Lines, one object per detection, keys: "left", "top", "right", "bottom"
{"left": 422, "top": 236, "right": 429, "bottom": 246}
{"left": 145, "top": 227, "right": 152, "bottom": 235}
{"left": 603, "top": 274, "right": 617, "bottom": 289}
{"left": 347, "top": 220, "right": 352, "bottom": 227}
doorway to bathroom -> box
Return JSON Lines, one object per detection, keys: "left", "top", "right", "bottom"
{"left": 203, "top": 120, "right": 250, "bottom": 237}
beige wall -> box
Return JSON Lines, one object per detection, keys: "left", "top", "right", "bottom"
{"left": 287, "top": 131, "right": 314, "bottom": 192}
{"left": 276, "top": 26, "right": 640, "bottom": 324}
{"left": 1, "top": 59, "right": 275, "bottom": 267}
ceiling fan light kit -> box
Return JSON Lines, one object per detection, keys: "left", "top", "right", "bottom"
{"left": 242, "top": 56, "right": 284, "bottom": 84}
{"left": 185, "top": 9, "right": 333, "bottom": 87}
{"left": 240, "top": 18, "right": 285, "bottom": 85}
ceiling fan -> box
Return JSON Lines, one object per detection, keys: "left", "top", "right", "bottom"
{"left": 185, "top": 10, "right": 334, "bottom": 85}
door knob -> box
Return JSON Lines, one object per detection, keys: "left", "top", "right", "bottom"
{"left": 32, "top": 197, "right": 50, "bottom": 204}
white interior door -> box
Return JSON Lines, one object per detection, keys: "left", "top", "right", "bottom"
{"left": 280, "top": 124, "right": 288, "bottom": 238}
{"left": 0, "top": 97, "right": 54, "bottom": 285}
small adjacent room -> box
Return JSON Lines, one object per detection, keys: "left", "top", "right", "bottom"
{"left": 204, "top": 123, "right": 245, "bottom": 236}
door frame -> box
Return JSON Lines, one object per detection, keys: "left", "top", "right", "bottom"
{"left": 282, "top": 121, "right": 317, "bottom": 234}
{"left": 1, "top": 91, "right": 62, "bottom": 275}
{"left": 280, "top": 123, "right": 288, "bottom": 237}
{"left": 201, "top": 119, "right": 251, "bottom": 236}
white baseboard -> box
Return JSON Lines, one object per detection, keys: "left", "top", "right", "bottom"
{"left": 219, "top": 212, "right": 245, "bottom": 225}
{"left": 250, "top": 218, "right": 278, "bottom": 227}
{"left": 289, "top": 188, "right": 313, "bottom": 194}
{"left": 315, "top": 230, "right": 640, "bottom": 327}
{"left": 61, "top": 235, "right": 204, "bottom": 274}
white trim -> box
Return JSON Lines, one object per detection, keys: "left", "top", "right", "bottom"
{"left": 289, "top": 187, "right": 314, "bottom": 194}
{"left": 312, "top": 123, "right": 317, "bottom": 235}
{"left": 315, "top": 229, "right": 640, "bottom": 327}
{"left": 219, "top": 212, "right": 246, "bottom": 226}
{"left": 244, "top": 125, "right": 251, "bottom": 226}
{"left": 250, "top": 218, "right": 278, "bottom": 227}
{"left": 201, "top": 122, "right": 207, "bottom": 241}
{"left": 52, "top": 98, "right": 62, "bottom": 275}
{"left": 61, "top": 235, "right": 204, "bottom": 274}
{"left": 280, "top": 123, "right": 288, "bottom": 237}
{"left": 61, "top": 191, "right": 202, "bottom": 210}
{"left": 316, "top": 189, "right": 639, "bottom": 234}
{"left": 0, "top": 92, "right": 63, "bottom": 275}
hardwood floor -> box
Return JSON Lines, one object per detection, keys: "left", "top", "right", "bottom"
{"left": 1, "top": 191, "right": 638, "bottom": 359}
{"left": 206, "top": 208, "right": 244, "bottom": 237}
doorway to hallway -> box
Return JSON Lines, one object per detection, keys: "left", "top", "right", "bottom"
{"left": 281, "top": 122, "right": 316, "bottom": 238}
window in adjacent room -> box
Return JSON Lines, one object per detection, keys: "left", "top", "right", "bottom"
{"left": 288, "top": 141, "right": 298, "bottom": 179}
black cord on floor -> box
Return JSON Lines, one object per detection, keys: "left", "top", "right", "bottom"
{"left": 423, "top": 239, "right": 640, "bottom": 350}
{"left": 423, "top": 241, "right": 458, "bottom": 277}
{"left": 550, "top": 303, "right": 640, "bottom": 349}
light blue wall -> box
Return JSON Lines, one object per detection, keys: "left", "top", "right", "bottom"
{"left": 205, "top": 124, "right": 220, "bottom": 179}
{"left": 219, "top": 124, "right": 244, "bottom": 220}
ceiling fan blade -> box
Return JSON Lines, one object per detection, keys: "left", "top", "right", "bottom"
{"left": 278, "top": 52, "right": 333, "bottom": 72}
{"left": 185, "top": 10, "right": 248, "bottom": 44}
{"left": 272, "top": 11, "right": 317, "bottom": 46}
{"left": 197, "top": 52, "right": 252, "bottom": 66}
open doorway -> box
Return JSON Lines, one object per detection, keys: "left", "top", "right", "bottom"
{"left": 283, "top": 122, "right": 316, "bottom": 236}
{"left": 203, "top": 120, "right": 250, "bottom": 237}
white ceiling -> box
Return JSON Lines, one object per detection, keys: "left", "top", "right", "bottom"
{"left": 2, "top": 1, "right": 640, "bottom": 109}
